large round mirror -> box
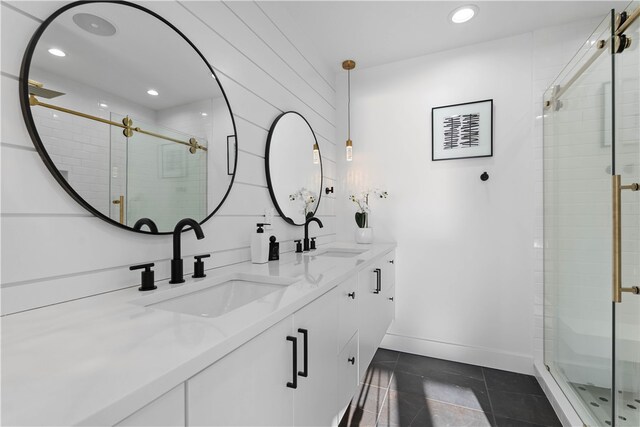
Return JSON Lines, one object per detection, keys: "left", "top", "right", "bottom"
{"left": 266, "top": 112, "right": 322, "bottom": 226}
{"left": 20, "top": 1, "right": 236, "bottom": 234}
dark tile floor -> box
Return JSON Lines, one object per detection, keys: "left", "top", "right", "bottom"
{"left": 340, "top": 349, "right": 562, "bottom": 427}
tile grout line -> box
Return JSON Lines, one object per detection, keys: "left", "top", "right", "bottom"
{"left": 374, "top": 351, "right": 399, "bottom": 425}
{"left": 481, "top": 367, "right": 499, "bottom": 426}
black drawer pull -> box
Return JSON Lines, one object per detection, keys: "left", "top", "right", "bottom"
{"left": 373, "top": 268, "right": 381, "bottom": 294}
{"left": 298, "top": 328, "right": 308, "bottom": 377}
{"left": 389, "top": 297, "right": 394, "bottom": 301}
{"left": 286, "top": 336, "right": 297, "bottom": 389}
{"left": 348, "top": 357, "right": 355, "bottom": 365}
{"left": 348, "top": 291, "right": 356, "bottom": 299}
{"left": 388, "top": 260, "right": 394, "bottom": 264}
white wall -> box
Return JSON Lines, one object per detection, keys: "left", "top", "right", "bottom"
{"left": 1, "top": 0, "right": 337, "bottom": 315}
{"left": 335, "top": 19, "right": 605, "bottom": 374}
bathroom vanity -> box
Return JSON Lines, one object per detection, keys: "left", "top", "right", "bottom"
{"left": 2, "top": 243, "right": 396, "bottom": 426}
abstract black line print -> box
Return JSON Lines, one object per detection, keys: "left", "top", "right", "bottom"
{"left": 443, "top": 115, "right": 461, "bottom": 149}
{"left": 442, "top": 113, "right": 480, "bottom": 150}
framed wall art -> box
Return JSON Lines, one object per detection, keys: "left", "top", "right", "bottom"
{"left": 432, "top": 99, "right": 493, "bottom": 161}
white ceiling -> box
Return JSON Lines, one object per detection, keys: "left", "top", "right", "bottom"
{"left": 32, "top": 2, "right": 222, "bottom": 111}
{"left": 278, "top": 1, "right": 629, "bottom": 71}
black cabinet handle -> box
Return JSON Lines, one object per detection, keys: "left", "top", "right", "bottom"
{"left": 348, "top": 291, "right": 356, "bottom": 299}
{"left": 348, "top": 357, "right": 355, "bottom": 365}
{"left": 388, "top": 260, "right": 394, "bottom": 264}
{"left": 286, "top": 336, "right": 297, "bottom": 389}
{"left": 373, "top": 268, "right": 381, "bottom": 294}
{"left": 389, "top": 297, "right": 394, "bottom": 301}
{"left": 298, "top": 328, "right": 308, "bottom": 377}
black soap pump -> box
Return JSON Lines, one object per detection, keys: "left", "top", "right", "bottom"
{"left": 269, "top": 236, "right": 280, "bottom": 261}
{"left": 251, "top": 223, "right": 270, "bottom": 264}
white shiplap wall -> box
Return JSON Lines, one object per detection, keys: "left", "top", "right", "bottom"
{"left": 0, "top": 0, "right": 337, "bottom": 315}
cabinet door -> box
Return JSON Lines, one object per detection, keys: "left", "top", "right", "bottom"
{"left": 382, "top": 250, "right": 396, "bottom": 289}
{"left": 187, "top": 317, "right": 294, "bottom": 426}
{"left": 116, "top": 384, "right": 185, "bottom": 427}
{"left": 357, "top": 265, "right": 386, "bottom": 380}
{"left": 337, "top": 273, "right": 358, "bottom": 353}
{"left": 358, "top": 254, "right": 396, "bottom": 381}
{"left": 337, "top": 332, "right": 359, "bottom": 414}
{"left": 293, "top": 289, "right": 338, "bottom": 427}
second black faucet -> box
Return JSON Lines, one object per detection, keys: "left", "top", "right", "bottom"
{"left": 303, "top": 216, "right": 323, "bottom": 252}
{"left": 170, "top": 218, "right": 205, "bottom": 284}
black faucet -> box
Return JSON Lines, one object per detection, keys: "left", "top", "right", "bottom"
{"left": 170, "top": 218, "right": 205, "bottom": 284}
{"left": 133, "top": 218, "right": 158, "bottom": 234}
{"left": 303, "top": 216, "right": 323, "bottom": 252}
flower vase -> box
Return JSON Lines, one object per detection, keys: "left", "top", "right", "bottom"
{"left": 355, "top": 228, "right": 373, "bottom": 244}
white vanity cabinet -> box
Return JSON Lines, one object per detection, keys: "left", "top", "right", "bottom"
{"left": 115, "top": 384, "right": 185, "bottom": 427}
{"left": 357, "top": 250, "right": 396, "bottom": 380}
{"left": 337, "top": 272, "right": 358, "bottom": 353}
{"left": 293, "top": 289, "right": 339, "bottom": 426}
{"left": 187, "top": 288, "right": 338, "bottom": 427}
{"left": 187, "top": 317, "right": 295, "bottom": 426}
{"left": 337, "top": 331, "right": 359, "bottom": 412}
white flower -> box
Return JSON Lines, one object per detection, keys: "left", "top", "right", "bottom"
{"left": 289, "top": 187, "right": 318, "bottom": 216}
{"left": 349, "top": 188, "right": 388, "bottom": 214}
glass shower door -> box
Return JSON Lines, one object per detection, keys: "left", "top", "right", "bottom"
{"left": 613, "top": 2, "right": 640, "bottom": 426}
{"left": 545, "top": 4, "right": 640, "bottom": 426}
{"left": 543, "top": 14, "right": 614, "bottom": 426}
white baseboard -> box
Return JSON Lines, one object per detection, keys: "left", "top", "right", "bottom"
{"left": 381, "top": 333, "right": 535, "bottom": 375}
{"left": 534, "top": 361, "right": 585, "bottom": 427}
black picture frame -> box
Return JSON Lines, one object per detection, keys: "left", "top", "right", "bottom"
{"left": 227, "top": 135, "right": 236, "bottom": 175}
{"left": 431, "top": 99, "right": 493, "bottom": 161}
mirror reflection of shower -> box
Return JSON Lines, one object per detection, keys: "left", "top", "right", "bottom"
{"left": 109, "top": 112, "right": 209, "bottom": 230}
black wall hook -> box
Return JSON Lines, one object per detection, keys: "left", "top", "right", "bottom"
{"left": 480, "top": 172, "right": 489, "bottom": 181}
{"left": 325, "top": 187, "right": 334, "bottom": 194}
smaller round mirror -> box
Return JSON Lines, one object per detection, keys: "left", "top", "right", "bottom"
{"left": 266, "top": 112, "right": 322, "bottom": 225}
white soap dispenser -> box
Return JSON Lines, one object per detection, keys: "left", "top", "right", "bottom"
{"left": 251, "top": 223, "right": 270, "bottom": 264}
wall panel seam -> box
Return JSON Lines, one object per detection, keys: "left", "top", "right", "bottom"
{"left": 221, "top": 1, "right": 336, "bottom": 110}
{"left": 178, "top": 1, "right": 336, "bottom": 129}
{"left": 253, "top": 1, "right": 336, "bottom": 92}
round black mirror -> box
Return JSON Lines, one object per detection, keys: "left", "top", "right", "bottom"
{"left": 20, "top": 1, "right": 237, "bottom": 234}
{"left": 265, "top": 112, "right": 323, "bottom": 226}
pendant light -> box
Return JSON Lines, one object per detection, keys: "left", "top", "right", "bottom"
{"left": 343, "top": 59, "right": 356, "bottom": 162}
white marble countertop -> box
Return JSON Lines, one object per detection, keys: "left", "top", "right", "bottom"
{"left": 1, "top": 242, "right": 395, "bottom": 426}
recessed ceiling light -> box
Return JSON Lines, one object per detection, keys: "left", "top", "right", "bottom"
{"left": 450, "top": 5, "right": 478, "bottom": 24}
{"left": 73, "top": 13, "right": 117, "bottom": 36}
{"left": 99, "top": 102, "right": 108, "bottom": 108}
{"left": 147, "top": 89, "right": 159, "bottom": 96}
{"left": 48, "top": 48, "right": 66, "bottom": 57}
{"left": 201, "top": 112, "right": 208, "bottom": 117}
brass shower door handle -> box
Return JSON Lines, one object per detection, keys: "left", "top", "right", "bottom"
{"left": 112, "top": 195, "right": 124, "bottom": 224}
{"left": 611, "top": 175, "right": 640, "bottom": 303}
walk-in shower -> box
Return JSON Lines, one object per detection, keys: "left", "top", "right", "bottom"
{"left": 543, "top": 3, "right": 639, "bottom": 426}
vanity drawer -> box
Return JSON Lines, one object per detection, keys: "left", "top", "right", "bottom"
{"left": 337, "top": 273, "right": 358, "bottom": 353}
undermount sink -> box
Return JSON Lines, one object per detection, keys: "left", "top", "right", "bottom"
{"left": 131, "top": 273, "right": 297, "bottom": 318}
{"left": 315, "top": 248, "right": 368, "bottom": 258}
